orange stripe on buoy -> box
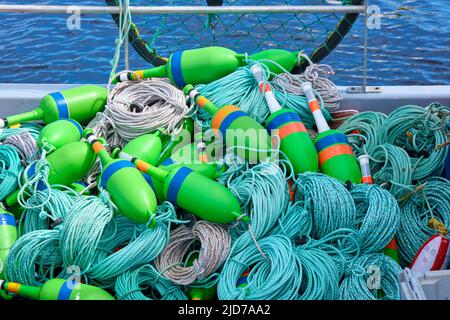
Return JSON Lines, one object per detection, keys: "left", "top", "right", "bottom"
{"left": 135, "top": 160, "right": 150, "bottom": 173}
{"left": 309, "top": 100, "right": 320, "bottom": 112}
{"left": 385, "top": 238, "right": 398, "bottom": 250}
{"left": 361, "top": 176, "right": 373, "bottom": 184}
{"left": 211, "top": 105, "right": 240, "bottom": 131}
{"left": 135, "top": 70, "right": 144, "bottom": 79}
{"left": 7, "top": 282, "right": 20, "bottom": 294}
{"left": 259, "top": 83, "right": 271, "bottom": 93}
{"left": 92, "top": 141, "right": 105, "bottom": 154}
{"left": 278, "top": 122, "right": 307, "bottom": 140}
{"left": 197, "top": 96, "right": 209, "bottom": 109}
{"left": 318, "top": 144, "right": 354, "bottom": 166}
{"left": 198, "top": 154, "right": 209, "bottom": 163}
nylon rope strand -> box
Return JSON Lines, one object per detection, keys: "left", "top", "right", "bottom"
{"left": 59, "top": 194, "right": 115, "bottom": 273}
{"left": 85, "top": 202, "right": 181, "bottom": 288}
{"left": 89, "top": 79, "right": 192, "bottom": 145}
{"left": 154, "top": 220, "right": 231, "bottom": 286}
{"left": 293, "top": 172, "right": 357, "bottom": 239}
{"left": 272, "top": 52, "right": 343, "bottom": 110}
{"left": 115, "top": 264, "right": 187, "bottom": 300}
{"left": 0, "top": 145, "right": 22, "bottom": 201}
{"left": 5, "top": 229, "right": 62, "bottom": 286}
{"left": 367, "top": 143, "right": 414, "bottom": 200}
{"left": 380, "top": 103, "right": 449, "bottom": 180}
{"left": 396, "top": 177, "right": 450, "bottom": 266}
{"left": 293, "top": 246, "right": 340, "bottom": 300}
{"left": 221, "top": 161, "right": 290, "bottom": 251}
{"left": 3, "top": 131, "right": 40, "bottom": 163}
{"left": 339, "top": 253, "right": 402, "bottom": 300}
{"left": 338, "top": 111, "right": 387, "bottom": 157}
{"left": 350, "top": 183, "right": 401, "bottom": 254}
{"left": 218, "top": 234, "right": 301, "bottom": 300}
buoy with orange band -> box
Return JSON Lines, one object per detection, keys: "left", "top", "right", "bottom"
{"left": 184, "top": 85, "right": 272, "bottom": 163}
{"left": 251, "top": 65, "right": 318, "bottom": 175}
{"left": 302, "top": 82, "right": 361, "bottom": 183}
{"left": 358, "top": 155, "right": 400, "bottom": 263}
{"left": 83, "top": 128, "right": 158, "bottom": 226}
{"left": 0, "top": 278, "right": 114, "bottom": 300}
{"left": 111, "top": 149, "right": 248, "bottom": 224}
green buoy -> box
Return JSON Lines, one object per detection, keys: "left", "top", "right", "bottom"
{"left": 251, "top": 65, "right": 318, "bottom": 175}
{"left": 0, "top": 209, "right": 18, "bottom": 301}
{"left": 84, "top": 129, "right": 158, "bottom": 225}
{"left": 0, "top": 278, "right": 114, "bottom": 300}
{"left": 184, "top": 85, "right": 272, "bottom": 163}
{"left": 115, "top": 150, "right": 248, "bottom": 224}
{"left": 302, "top": 82, "right": 361, "bottom": 184}
{"left": 37, "top": 119, "right": 83, "bottom": 152}
{"left": 4, "top": 140, "right": 97, "bottom": 208}
{"left": 0, "top": 85, "right": 107, "bottom": 128}
{"left": 112, "top": 46, "right": 300, "bottom": 86}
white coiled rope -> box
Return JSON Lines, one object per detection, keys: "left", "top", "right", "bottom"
{"left": 155, "top": 220, "right": 231, "bottom": 286}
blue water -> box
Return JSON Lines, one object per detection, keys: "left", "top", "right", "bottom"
{"left": 0, "top": 0, "right": 449, "bottom": 85}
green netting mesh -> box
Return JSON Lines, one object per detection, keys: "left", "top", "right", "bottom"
{"left": 107, "top": 0, "right": 362, "bottom": 69}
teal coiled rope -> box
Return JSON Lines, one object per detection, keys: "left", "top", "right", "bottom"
{"left": 294, "top": 172, "right": 356, "bottom": 239}
{"left": 218, "top": 234, "right": 301, "bottom": 300}
{"left": 0, "top": 145, "right": 22, "bottom": 201}
{"left": 293, "top": 246, "right": 340, "bottom": 300}
{"left": 115, "top": 264, "right": 187, "bottom": 300}
{"left": 396, "top": 176, "right": 450, "bottom": 266}
{"left": 338, "top": 111, "right": 387, "bottom": 157}
{"left": 350, "top": 183, "right": 401, "bottom": 254}
{"left": 85, "top": 202, "right": 180, "bottom": 288}
{"left": 367, "top": 143, "right": 413, "bottom": 200}
{"left": 339, "top": 253, "right": 402, "bottom": 300}
{"left": 380, "top": 104, "right": 449, "bottom": 180}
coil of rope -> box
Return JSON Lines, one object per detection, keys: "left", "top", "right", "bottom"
{"left": 396, "top": 177, "right": 450, "bottom": 266}
{"left": 293, "top": 246, "right": 340, "bottom": 300}
{"left": 272, "top": 52, "right": 343, "bottom": 110}
{"left": 339, "top": 253, "right": 402, "bottom": 300}
{"left": 338, "top": 111, "right": 387, "bottom": 157}
{"left": 3, "top": 131, "right": 40, "bottom": 163}
{"left": 89, "top": 78, "right": 192, "bottom": 146}
{"left": 0, "top": 145, "right": 22, "bottom": 201}
{"left": 155, "top": 220, "right": 231, "bottom": 286}
{"left": 380, "top": 103, "right": 449, "bottom": 180}
{"left": 218, "top": 234, "right": 301, "bottom": 300}
{"left": 350, "top": 183, "right": 401, "bottom": 254}
{"left": 294, "top": 172, "right": 356, "bottom": 239}
{"left": 115, "top": 264, "right": 187, "bottom": 300}
{"left": 367, "top": 143, "right": 414, "bottom": 200}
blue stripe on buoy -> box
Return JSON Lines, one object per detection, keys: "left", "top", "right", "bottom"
{"left": 266, "top": 111, "right": 302, "bottom": 132}
{"left": 167, "top": 167, "right": 193, "bottom": 205}
{"left": 0, "top": 214, "right": 16, "bottom": 227}
{"left": 237, "top": 276, "right": 248, "bottom": 286}
{"left": 142, "top": 173, "right": 156, "bottom": 193}
{"left": 100, "top": 160, "right": 134, "bottom": 189}
{"left": 27, "top": 163, "right": 46, "bottom": 191}
{"left": 49, "top": 92, "right": 70, "bottom": 119}
{"left": 57, "top": 281, "right": 74, "bottom": 300}
{"left": 170, "top": 51, "right": 186, "bottom": 87}
{"left": 315, "top": 133, "right": 349, "bottom": 152}
{"left": 219, "top": 111, "right": 247, "bottom": 138}
{"left": 64, "top": 119, "right": 83, "bottom": 135}
{"left": 161, "top": 157, "right": 175, "bottom": 167}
